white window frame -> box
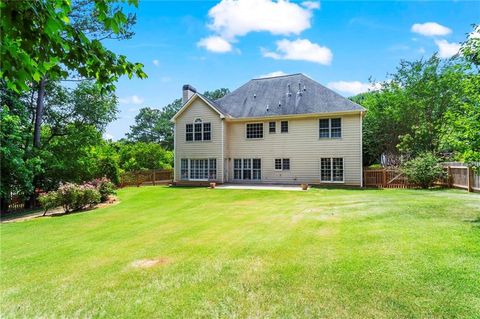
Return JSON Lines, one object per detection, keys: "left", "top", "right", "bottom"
{"left": 181, "top": 158, "right": 217, "bottom": 181}
{"left": 269, "top": 121, "right": 276, "bottom": 134}
{"left": 186, "top": 118, "right": 212, "bottom": 142}
{"left": 319, "top": 118, "right": 342, "bottom": 139}
{"left": 245, "top": 122, "right": 264, "bottom": 139}
{"left": 320, "top": 157, "right": 344, "bottom": 183}
{"left": 233, "top": 158, "right": 261, "bottom": 180}
{"left": 274, "top": 158, "right": 290, "bottom": 171}
{"left": 280, "top": 120, "right": 289, "bottom": 133}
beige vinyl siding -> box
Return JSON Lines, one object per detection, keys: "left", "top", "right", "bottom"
{"left": 174, "top": 98, "right": 223, "bottom": 182}
{"left": 225, "top": 113, "right": 362, "bottom": 185}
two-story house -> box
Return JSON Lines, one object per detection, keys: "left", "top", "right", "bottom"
{"left": 172, "top": 73, "right": 365, "bottom": 186}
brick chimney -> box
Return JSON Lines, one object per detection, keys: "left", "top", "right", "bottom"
{"left": 182, "top": 84, "right": 197, "bottom": 104}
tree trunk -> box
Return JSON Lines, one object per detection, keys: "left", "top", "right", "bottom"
{"left": 0, "top": 196, "right": 10, "bottom": 215}
{"left": 33, "top": 78, "right": 46, "bottom": 148}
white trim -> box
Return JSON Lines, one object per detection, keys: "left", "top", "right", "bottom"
{"left": 320, "top": 157, "right": 345, "bottom": 183}
{"left": 245, "top": 122, "right": 264, "bottom": 139}
{"left": 173, "top": 123, "right": 176, "bottom": 182}
{"left": 360, "top": 112, "right": 363, "bottom": 187}
{"left": 221, "top": 119, "right": 224, "bottom": 183}
{"left": 226, "top": 110, "right": 363, "bottom": 122}
{"left": 171, "top": 93, "right": 225, "bottom": 122}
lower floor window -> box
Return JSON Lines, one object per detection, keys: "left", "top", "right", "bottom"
{"left": 180, "top": 158, "right": 217, "bottom": 180}
{"left": 275, "top": 158, "right": 290, "bottom": 170}
{"left": 233, "top": 158, "right": 261, "bottom": 180}
{"left": 321, "top": 158, "right": 344, "bottom": 182}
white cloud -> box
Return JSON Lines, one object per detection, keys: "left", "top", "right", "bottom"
{"left": 207, "top": 0, "right": 318, "bottom": 40}
{"left": 119, "top": 95, "right": 144, "bottom": 105}
{"left": 411, "top": 22, "right": 452, "bottom": 36}
{"left": 152, "top": 59, "right": 160, "bottom": 67}
{"left": 301, "top": 1, "right": 320, "bottom": 10}
{"left": 257, "top": 71, "right": 288, "bottom": 78}
{"left": 262, "top": 38, "right": 332, "bottom": 65}
{"left": 197, "top": 36, "right": 232, "bottom": 53}
{"left": 418, "top": 47, "right": 426, "bottom": 55}
{"left": 435, "top": 39, "right": 461, "bottom": 58}
{"left": 327, "top": 81, "right": 381, "bottom": 96}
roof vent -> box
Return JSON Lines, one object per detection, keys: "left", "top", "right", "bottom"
{"left": 253, "top": 93, "right": 256, "bottom": 99}
{"left": 303, "top": 85, "right": 306, "bottom": 92}
{"left": 287, "top": 84, "right": 291, "bottom": 97}
{"left": 278, "top": 100, "right": 281, "bottom": 107}
{"left": 266, "top": 104, "right": 269, "bottom": 111}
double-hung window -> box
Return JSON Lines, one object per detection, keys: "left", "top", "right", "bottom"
{"left": 275, "top": 158, "right": 290, "bottom": 170}
{"left": 246, "top": 123, "right": 263, "bottom": 139}
{"left": 320, "top": 158, "right": 344, "bottom": 182}
{"left": 269, "top": 122, "right": 276, "bottom": 133}
{"left": 233, "top": 158, "right": 261, "bottom": 180}
{"left": 186, "top": 119, "right": 211, "bottom": 141}
{"left": 180, "top": 158, "right": 217, "bottom": 180}
{"left": 319, "top": 118, "right": 341, "bottom": 138}
{"left": 186, "top": 124, "right": 193, "bottom": 141}
{"left": 281, "top": 121, "right": 288, "bottom": 133}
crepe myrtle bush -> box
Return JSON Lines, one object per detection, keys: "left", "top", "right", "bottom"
{"left": 402, "top": 152, "right": 446, "bottom": 189}
{"left": 87, "top": 177, "right": 116, "bottom": 202}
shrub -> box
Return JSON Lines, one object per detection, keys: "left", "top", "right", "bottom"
{"left": 88, "top": 177, "right": 116, "bottom": 202}
{"left": 402, "top": 152, "right": 445, "bottom": 189}
{"left": 57, "top": 183, "right": 101, "bottom": 212}
{"left": 38, "top": 192, "right": 60, "bottom": 216}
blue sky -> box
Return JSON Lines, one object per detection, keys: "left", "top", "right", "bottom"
{"left": 103, "top": 0, "right": 480, "bottom": 140}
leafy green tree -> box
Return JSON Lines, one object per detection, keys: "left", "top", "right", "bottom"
{"left": 127, "top": 89, "right": 230, "bottom": 150}
{"left": 118, "top": 142, "right": 173, "bottom": 171}
{"left": 402, "top": 152, "right": 445, "bottom": 189}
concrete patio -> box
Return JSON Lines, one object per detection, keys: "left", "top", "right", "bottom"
{"left": 215, "top": 183, "right": 308, "bottom": 191}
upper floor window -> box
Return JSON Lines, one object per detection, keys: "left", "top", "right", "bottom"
{"left": 319, "top": 118, "right": 341, "bottom": 138}
{"left": 246, "top": 123, "right": 263, "bottom": 139}
{"left": 186, "top": 119, "right": 211, "bottom": 141}
{"left": 269, "top": 121, "right": 276, "bottom": 133}
{"left": 281, "top": 121, "right": 288, "bottom": 133}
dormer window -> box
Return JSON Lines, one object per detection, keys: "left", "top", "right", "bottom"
{"left": 186, "top": 118, "right": 211, "bottom": 142}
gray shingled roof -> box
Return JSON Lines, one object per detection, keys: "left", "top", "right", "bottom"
{"left": 213, "top": 73, "right": 365, "bottom": 118}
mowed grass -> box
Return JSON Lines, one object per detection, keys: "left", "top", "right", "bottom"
{"left": 1, "top": 187, "right": 480, "bottom": 318}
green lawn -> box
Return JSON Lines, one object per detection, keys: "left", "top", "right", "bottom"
{"left": 1, "top": 187, "right": 480, "bottom": 318}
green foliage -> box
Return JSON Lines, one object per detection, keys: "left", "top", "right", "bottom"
{"left": 88, "top": 178, "right": 116, "bottom": 202}
{"left": 38, "top": 191, "right": 60, "bottom": 215}
{"left": 0, "top": 0, "right": 146, "bottom": 93}
{"left": 118, "top": 142, "right": 173, "bottom": 171}
{"left": 56, "top": 183, "right": 100, "bottom": 212}
{"left": 126, "top": 88, "right": 230, "bottom": 150}
{"left": 352, "top": 25, "right": 479, "bottom": 164}
{"left": 402, "top": 153, "right": 445, "bottom": 189}
{"left": 0, "top": 104, "right": 42, "bottom": 205}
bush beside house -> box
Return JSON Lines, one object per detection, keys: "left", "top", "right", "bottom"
{"left": 402, "top": 153, "right": 445, "bottom": 189}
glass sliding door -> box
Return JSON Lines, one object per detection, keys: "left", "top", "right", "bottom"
{"left": 233, "top": 158, "right": 261, "bottom": 181}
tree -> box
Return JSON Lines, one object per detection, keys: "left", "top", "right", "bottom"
{"left": 0, "top": 0, "right": 146, "bottom": 93}
{"left": 126, "top": 89, "right": 230, "bottom": 150}
{"left": 118, "top": 142, "right": 173, "bottom": 171}
{"left": 1, "top": 0, "right": 147, "bottom": 150}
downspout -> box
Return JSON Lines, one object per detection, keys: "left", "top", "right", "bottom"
{"left": 221, "top": 119, "right": 224, "bottom": 183}
{"left": 173, "top": 122, "right": 176, "bottom": 183}
{"left": 360, "top": 111, "right": 363, "bottom": 187}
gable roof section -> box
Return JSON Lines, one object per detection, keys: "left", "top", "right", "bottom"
{"left": 214, "top": 73, "right": 365, "bottom": 118}
{"left": 171, "top": 93, "right": 226, "bottom": 122}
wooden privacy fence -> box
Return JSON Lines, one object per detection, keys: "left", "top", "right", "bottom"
{"left": 440, "top": 162, "right": 479, "bottom": 192}
{"left": 363, "top": 169, "right": 414, "bottom": 189}
{"left": 364, "top": 163, "right": 479, "bottom": 192}
{"left": 120, "top": 169, "right": 173, "bottom": 187}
